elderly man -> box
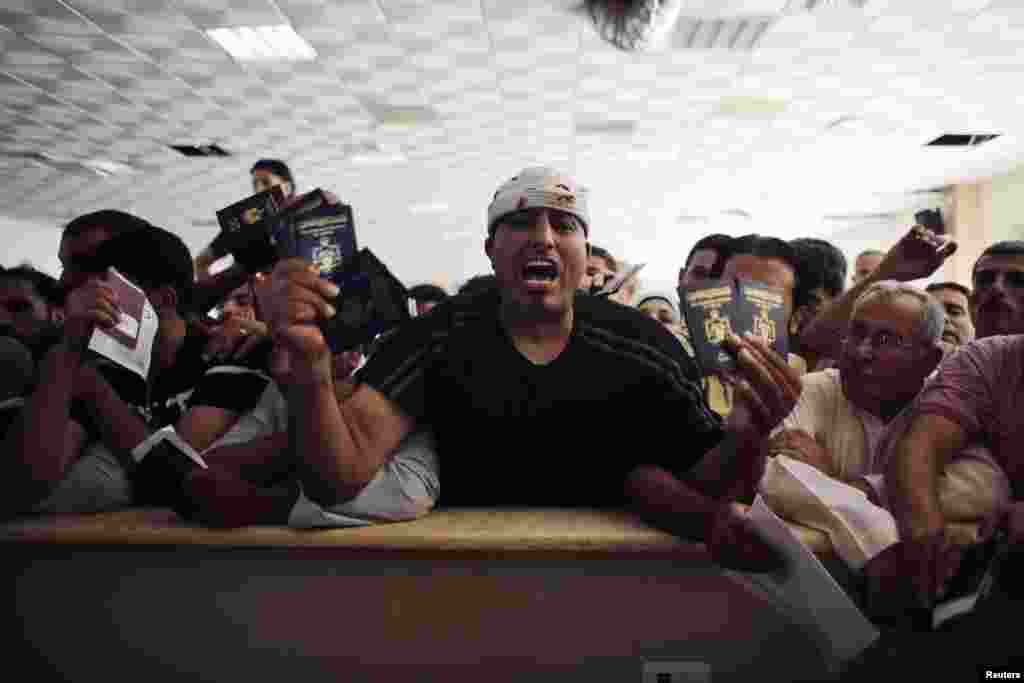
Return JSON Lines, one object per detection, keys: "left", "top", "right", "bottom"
{"left": 206, "top": 167, "right": 801, "bottom": 569}
{"left": 878, "top": 242, "right": 1024, "bottom": 594}
{"left": 839, "top": 247, "right": 1024, "bottom": 679}
{"left": 765, "top": 282, "right": 1007, "bottom": 523}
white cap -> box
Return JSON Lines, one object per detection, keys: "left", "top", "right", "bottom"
{"left": 487, "top": 166, "right": 590, "bottom": 236}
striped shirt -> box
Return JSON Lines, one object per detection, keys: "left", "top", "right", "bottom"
{"left": 358, "top": 289, "right": 722, "bottom": 506}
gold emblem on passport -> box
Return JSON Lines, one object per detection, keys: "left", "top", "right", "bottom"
{"left": 705, "top": 308, "right": 732, "bottom": 344}
{"left": 752, "top": 304, "right": 777, "bottom": 344}
{"left": 242, "top": 207, "right": 263, "bottom": 225}
{"left": 313, "top": 238, "right": 341, "bottom": 273}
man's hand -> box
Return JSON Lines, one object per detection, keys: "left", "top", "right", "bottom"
{"left": 722, "top": 333, "right": 801, "bottom": 440}
{"left": 263, "top": 258, "right": 339, "bottom": 383}
{"left": 708, "top": 502, "right": 786, "bottom": 572}
{"left": 195, "top": 317, "right": 268, "bottom": 364}
{"left": 864, "top": 529, "right": 964, "bottom": 616}
{"left": 63, "top": 275, "right": 121, "bottom": 349}
{"left": 875, "top": 225, "right": 957, "bottom": 283}
{"left": 768, "top": 429, "right": 835, "bottom": 478}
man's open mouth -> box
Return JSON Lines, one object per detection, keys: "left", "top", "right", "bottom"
{"left": 522, "top": 259, "right": 559, "bottom": 285}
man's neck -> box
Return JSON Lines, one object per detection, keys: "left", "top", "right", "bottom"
{"left": 153, "top": 316, "right": 187, "bottom": 375}
{"left": 500, "top": 302, "right": 574, "bottom": 365}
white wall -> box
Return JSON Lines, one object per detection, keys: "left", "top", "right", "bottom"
{"left": 1, "top": 216, "right": 65, "bottom": 278}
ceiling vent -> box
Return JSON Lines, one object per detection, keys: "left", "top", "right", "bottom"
{"left": 672, "top": 16, "right": 774, "bottom": 50}
{"left": 170, "top": 143, "right": 231, "bottom": 157}
{"left": 926, "top": 134, "right": 1000, "bottom": 147}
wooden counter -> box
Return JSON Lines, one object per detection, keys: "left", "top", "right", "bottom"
{"left": 3, "top": 508, "right": 836, "bottom": 683}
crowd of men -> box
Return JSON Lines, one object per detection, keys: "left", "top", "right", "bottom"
{"left": 1, "top": 160, "right": 1022, "bottom": 677}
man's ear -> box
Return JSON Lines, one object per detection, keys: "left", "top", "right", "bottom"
{"left": 789, "top": 306, "right": 807, "bottom": 337}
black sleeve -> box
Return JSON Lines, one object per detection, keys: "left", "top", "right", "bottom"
{"left": 186, "top": 366, "right": 271, "bottom": 414}
{"left": 356, "top": 309, "right": 450, "bottom": 423}
{"left": 0, "top": 401, "right": 24, "bottom": 441}
{"left": 638, "top": 328, "right": 724, "bottom": 479}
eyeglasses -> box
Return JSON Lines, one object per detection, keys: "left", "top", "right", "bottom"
{"left": 841, "top": 329, "right": 919, "bottom": 355}
{"left": 973, "top": 269, "right": 1024, "bottom": 291}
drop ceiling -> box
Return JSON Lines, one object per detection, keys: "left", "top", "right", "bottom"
{"left": 1, "top": 0, "right": 1023, "bottom": 287}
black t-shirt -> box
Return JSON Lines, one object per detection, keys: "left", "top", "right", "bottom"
{"left": 358, "top": 290, "right": 723, "bottom": 506}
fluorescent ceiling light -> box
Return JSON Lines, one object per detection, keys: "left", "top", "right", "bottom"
{"left": 349, "top": 152, "right": 407, "bottom": 166}
{"left": 83, "top": 159, "right": 134, "bottom": 177}
{"left": 206, "top": 25, "right": 317, "bottom": 62}
{"left": 409, "top": 202, "right": 449, "bottom": 214}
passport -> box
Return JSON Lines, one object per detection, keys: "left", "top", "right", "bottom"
{"left": 681, "top": 279, "right": 738, "bottom": 376}
{"left": 280, "top": 203, "right": 358, "bottom": 286}
{"left": 681, "top": 278, "right": 788, "bottom": 376}
{"left": 215, "top": 185, "right": 287, "bottom": 271}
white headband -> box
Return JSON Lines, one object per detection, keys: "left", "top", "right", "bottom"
{"left": 487, "top": 166, "right": 590, "bottom": 236}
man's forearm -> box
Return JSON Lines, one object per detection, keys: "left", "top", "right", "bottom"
{"left": 0, "top": 342, "right": 81, "bottom": 490}
{"left": 799, "top": 270, "right": 885, "bottom": 359}
{"left": 626, "top": 465, "right": 720, "bottom": 540}
{"left": 77, "top": 371, "right": 151, "bottom": 462}
{"left": 288, "top": 379, "right": 378, "bottom": 505}
{"left": 888, "top": 435, "right": 946, "bottom": 539}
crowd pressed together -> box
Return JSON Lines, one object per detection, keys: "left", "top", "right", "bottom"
{"left": 1, "top": 159, "right": 1022, "bottom": 678}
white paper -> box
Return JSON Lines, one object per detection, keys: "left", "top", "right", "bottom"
{"left": 598, "top": 262, "right": 645, "bottom": 297}
{"left": 760, "top": 456, "right": 899, "bottom": 570}
{"left": 86, "top": 270, "right": 158, "bottom": 380}
{"left": 130, "top": 425, "right": 208, "bottom": 469}
{"left": 726, "top": 496, "right": 879, "bottom": 673}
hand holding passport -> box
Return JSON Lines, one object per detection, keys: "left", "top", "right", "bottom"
{"left": 217, "top": 187, "right": 411, "bottom": 353}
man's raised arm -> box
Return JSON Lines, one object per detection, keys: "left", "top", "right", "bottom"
{"left": 265, "top": 258, "right": 415, "bottom": 507}
{"left": 800, "top": 226, "right": 955, "bottom": 366}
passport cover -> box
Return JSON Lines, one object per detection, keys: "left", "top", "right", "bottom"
{"left": 681, "top": 279, "right": 738, "bottom": 376}
{"left": 215, "top": 186, "right": 287, "bottom": 271}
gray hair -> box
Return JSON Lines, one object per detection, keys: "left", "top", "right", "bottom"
{"left": 852, "top": 281, "right": 945, "bottom": 346}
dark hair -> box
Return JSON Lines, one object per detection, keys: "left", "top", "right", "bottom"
{"left": 93, "top": 225, "right": 194, "bottom": 312}
{"left": 408, "top": 284, "right": 449, "bottom": 305}
{"left": 0, "top": 265, "right": 65, "bottom": 307}
{"left": 63, "top": 210, "right": 152, "bottom": 238}
{"left": 685, "top": 233, "right": 734, "bottom": 278}
{"left": 790, "top": 237, "right": 847, "bottom": 299}
{"left": 250, "top": 159, "right": 294, "bottom": 185}
{"left": 973, "top": 241, "right": 1024, "bottom": 279}
{"left": 726, "top": 234, "right": 803, "bottom": 304}
{"left": 457, "top": 274, "right": 498, "bottom": 298}
{"left": 590, "top": 244, "right": 619, "bottom": 272}
{"left": 926, "top": 281, "right": 971, "bottom": 300}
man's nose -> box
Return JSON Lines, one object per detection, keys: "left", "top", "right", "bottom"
{"left": 526, "top": 213, "right": 556, "bottom": 244}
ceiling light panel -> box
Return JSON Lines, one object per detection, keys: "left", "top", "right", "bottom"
{"left": 206, "top": 25, "right": 317, "bottom": 62}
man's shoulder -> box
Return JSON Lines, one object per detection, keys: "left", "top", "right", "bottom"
{"left": 940, "top": 335, "right": 1024, "bottom": 375}
{"left": 574, "top": 294, "right": 698, "bottom": 375}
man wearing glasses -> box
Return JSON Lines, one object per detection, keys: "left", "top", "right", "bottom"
{"left": 765, "top": 281, "right": 1008, "bottom": 524}
{"left": 840, "top": 243, "right": 1024, "bottom": 678}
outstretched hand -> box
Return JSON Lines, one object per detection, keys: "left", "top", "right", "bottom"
{"left": 876, "top": 225, "right": 957, "bottom": 283}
